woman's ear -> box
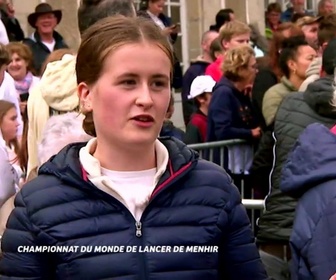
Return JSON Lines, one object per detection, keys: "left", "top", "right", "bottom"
{"left": 287, "top": 59, "right": 296, "bottom": 73}
{"left": 78, "top": 82, "right": 93, "bottom": 112}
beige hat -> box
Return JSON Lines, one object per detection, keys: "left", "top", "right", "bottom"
{"left": 295, "top": 16, "right": 323, "bottom": 27}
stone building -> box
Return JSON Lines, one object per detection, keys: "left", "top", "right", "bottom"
{"left": 13, "top": 0, "right": 335, "bottom": 128}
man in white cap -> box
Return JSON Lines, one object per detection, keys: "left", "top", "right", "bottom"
{"left": 184, "top": 75, "right": 216, "bottom": 144}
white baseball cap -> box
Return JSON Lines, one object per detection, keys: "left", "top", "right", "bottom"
{"left": 188, "top": 75, "right": 216, "bottom": 100}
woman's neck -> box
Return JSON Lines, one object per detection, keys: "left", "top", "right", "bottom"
{"left": 232, "top": 80, "right": 249, "bottom": 92}
{"left": 288, "top": 74, "right": 303, "bottom": 90}
{"left": 16, "top": 71, "right": 28, "bottom": 82}
{"left": 93, "top": 139, "right": 156, "bottom": 171}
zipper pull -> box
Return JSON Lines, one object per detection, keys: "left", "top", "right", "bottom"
{"left": 135, "top": 221, "right": 142, "bottom": 237}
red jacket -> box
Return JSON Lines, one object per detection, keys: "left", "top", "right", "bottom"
{"left": 205, "top": 55, "right": 224, "bottom": 82}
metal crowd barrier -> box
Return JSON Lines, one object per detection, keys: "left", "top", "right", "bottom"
{"left": 187, "top": 140, "right": 265, "bottom": 233}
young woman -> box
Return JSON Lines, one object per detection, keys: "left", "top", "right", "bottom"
{"left": 6, "top": 42, "right": 40, "bottom": 114}
{"left": 0, "top": 100, "right": 20, "bottom": 207}
{"left": 0, "top": 16, "right": 267, "bottom": 279}
{"left": 262, "top": 36, "right": 316, "bottom": 126}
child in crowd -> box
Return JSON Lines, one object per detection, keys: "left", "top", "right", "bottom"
{"left": 184, "top": 75, "right": 215, "bottom": 144}
{"left": 160, "top": 93, "right": 185, "bottom": 141}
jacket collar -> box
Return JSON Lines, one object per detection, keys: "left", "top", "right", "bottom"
{"left": 39, "top": 138, "right": 198, "bottom": 192}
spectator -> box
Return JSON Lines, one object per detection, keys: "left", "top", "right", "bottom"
{"left": 252, "top": 22, "right": 303, "bottom": 129}
{"left": 299, "top": 13, "right": 336, "bottom": 91}
{"left": 295, "top": 16, "right": 322, "bottom": 51}
{"left": 22, "top": 3, "right": 68, "bottom": 74}
{"left": 138, "top": 0, "right": 178, "bottom": 43}
{"left": 281, "top": 0, "right": 314, "bottom": 22}
{"left": 205, "top": 20, "right": 251, "bottom": 82}
{"left": 262, "top": 36, "right": 316, "bottom": 127}
{"left": 207, "top": 45, "right": 260, "bottom": 173}
{"left": 209, "top": 37, "right": 223, "bottom": 61}
{"left": 281, "top": 123, "right": 336, "bottom": 280}
{"left": 137, "top": 0, "right": 183, "bottom": 90}
{"left": 159, "top": 94, "right": 185, "bottom": 141}
{"left": 181, "top": 30, "right": 218, "bottom": 126}
{"left": 6, "top": 42, "right": 40, "bottom": 114}
{"left": 209, "top": 8, "right": 234, "bottom": 32}
{"left": 184, "top": 75, "right": 215, "bottom": 144}
{"left": 0, "top": 100, "right": 19, "bottom": 207}
{"left": 0, "top": 43, "right": 22, "bottom": 136}
{"left": 0, "top": 16, "right": 267, "bottom": 280}
{"left": 0, "top": 1, "right": 24, "bottom": 42}
{"left": 317, "top": 0, "right": 334, "bottom": 17}
{"left": 257, "top": 38, "right": 336, "bottom": 280}
{"left": 265, "top": 3, "right": 282, "bottom": 40}
{"left": 25, "top": 0, "right": 136, "bottom": 181}
{"left": 0, "top": 112, "right": 92, "bottom": 236}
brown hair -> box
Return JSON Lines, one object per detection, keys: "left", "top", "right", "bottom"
{"left": 77, "top": 0, "right": 136, "bottom": 35}
{"left": 267, "top": 2, "right": 282, "bottom": 13}
{"left": 6, "top": 42, "right": 35, "bottom": 75}
{"left": 209, "top": 38, "right": 223, "bottom": 61}
{"left": 222, "top": 45, "right": 255, "bottom": 82}
{"left": 0, "top": 44, "right": 11, "bottom": 67}
{"left": 318, "top": 13, "right": 336, "bottom": 46}
{"left": 76, "top": 16, "right": 174, "bottom": 137}
{"left": 0, "top": 100, "right": 23, "bottom": 171}
{"left": 268, "top": 23, "right": 303, "bottom": 79}
{"left": 40, "top": 48, "right": 75, "bottom": 76}
{"left": 218, "top": 20, "right": 250, "bottom": 49}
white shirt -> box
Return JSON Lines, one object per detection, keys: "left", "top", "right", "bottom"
{"left": 0, "top": 15, "right": 9, "bottom": 45}
{"left": 79, "top": 138, "right": 169, "bottom": 221}
{"left": 42, "top": 40, "right": 55, "bottom": 52}
{"left": 101, "top": 167, "right": 156, "bottom": 221}
{"left": 147, "top": 10, "right": 165, "bottom": 30}
{"left": 0, "top": 132, "right": 17, "bottom": 207}
{"left": 0, "top": 72, "right": 23, "bottom": 135}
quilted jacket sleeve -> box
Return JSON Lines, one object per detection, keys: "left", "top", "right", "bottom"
{"left": 0, "top": 191, "right": 54, "bottom": 279}
{"left": 290, "top": 183, "right": 336, "bottom": 280}
{"left": 218, "top": 181, "right": 268, "bottom": 279}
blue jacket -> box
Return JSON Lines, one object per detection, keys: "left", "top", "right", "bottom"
{"left": 281, "top": 123, "right": 336, "bottom": 280}
{"left": 207, "top": 77, "right": 258, "bottom": 143}
{"left": 0, "top": 138, "right": 267, "bottom": 280}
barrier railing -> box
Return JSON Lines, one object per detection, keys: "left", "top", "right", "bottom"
{"left": 187, "top": 140, "right": 265, "bottom": 233}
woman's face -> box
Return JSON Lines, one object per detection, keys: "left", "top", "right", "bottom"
{"left": 267, "top": 11, "right": 281, "bottom": 26}
{"left": 78, "top": 42, "right": 171, "bottom": 149}
{"left": 148, "top": 0, "right": 165, "bottom": 16}
{"left": 8, "top": 53, "right": 29, "bottom": 81}
{"left": 289, "top": 45, "right": 316, "bottom": 80}
{"left": 239, "top": 56, "right": 258, "bottom": 84}
{"left": 1, "top": 107, "right": 18, "bottom": 143}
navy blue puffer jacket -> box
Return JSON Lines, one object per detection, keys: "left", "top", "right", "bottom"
{"left": 281, "top": 123, "right": 336, "bottom": 280}
{"left": 0, "top": 138, "right": 267, "bottom": 279}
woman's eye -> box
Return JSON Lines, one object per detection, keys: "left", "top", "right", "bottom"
{"left": 122, "top": 80, "right": 136, "bottom": 86}
{"left": 153, "top": 81, "right": 166, "bottom": 88}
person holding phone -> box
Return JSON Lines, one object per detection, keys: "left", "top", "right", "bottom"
{"left": 138, "top": 0, "right": 179, "bottom": 43}
{"left": 6, "top": 42, "right": 40, "bottom": 114}
{"left": 137, "top": 0, "right": 183, "bottom": 89}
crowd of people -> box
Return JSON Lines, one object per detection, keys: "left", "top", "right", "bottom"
{"left": 0, "top": 0, "right": 336, "bottom": 279}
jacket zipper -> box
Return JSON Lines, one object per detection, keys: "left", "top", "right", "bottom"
{"left": 77, "top": 161, "right": 195, "bottom": 278}
{"left": 135, "top": 221, "right": 142, "bottom": 237}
